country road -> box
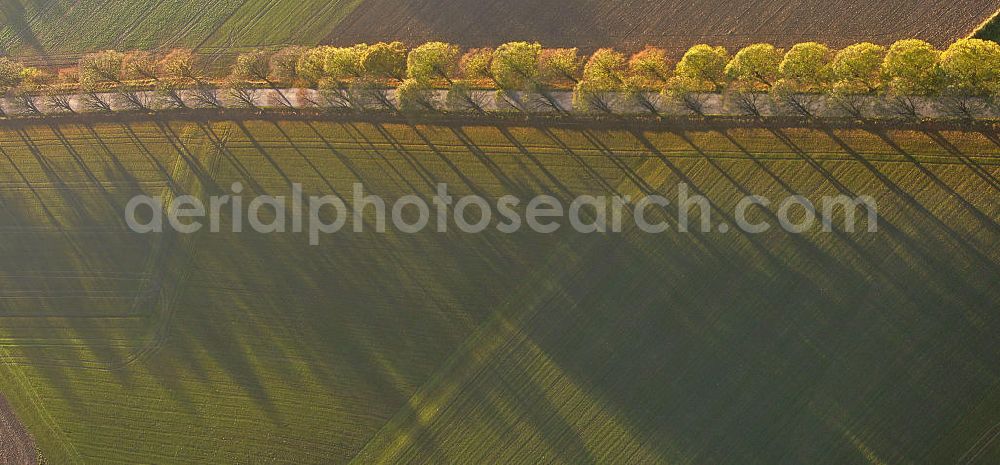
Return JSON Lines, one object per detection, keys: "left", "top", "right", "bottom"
{"left": 2, "top": 88, "right": 996, "bottom": 119}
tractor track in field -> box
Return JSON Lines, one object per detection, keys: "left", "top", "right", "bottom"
{"left": 0, "top": 121, "right": 228, "bottom": 372}
{"left": 957, "top": 418, "right": 1000, "bottom": 464}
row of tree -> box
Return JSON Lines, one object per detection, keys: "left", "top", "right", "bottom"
{"left": 0, "top": 38, "right": 998, "bottom": 118}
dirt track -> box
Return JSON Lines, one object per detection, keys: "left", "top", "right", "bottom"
{"left": 327, "top": 0, "right": 1000, "bottom": 54}
{"left": 0, "top": 393, "right": 36, "bottom": 465}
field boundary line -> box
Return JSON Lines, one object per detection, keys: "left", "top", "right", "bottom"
{"left": 969, "top": 8, "right": 1000, "bottom": 38}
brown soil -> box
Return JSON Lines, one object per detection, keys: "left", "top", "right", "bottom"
{"left": 0, "top": 393, "right": 36, "bottom": 465}
{"left": 326, "top": 0, "right": 1000, "bottom": 54}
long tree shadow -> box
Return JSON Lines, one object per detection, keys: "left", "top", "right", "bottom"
{"left": 871, "top": 129, "right": 999, "bottom": 233}
{"left": 0, "top": 0, "right": 44, "bottom": 53}
{"left": 449, "top": 126, "right": 529, "bottom": 196}
{"left": 709, "top": 128, "right": 955, "bottom": 312}
{"left": 536, "top": 126, "right": 628, "bottom": 198}
{"left": 921, "top": 129, "right": 1000, "bottom": 191}
{"left": 3, "top": 119, "right": 999, "bottom": 464}
{"left": 518, "top": 126, "right": 1000, "bottom": 464}
{"left": 497, "top": 126, "right": 576, "bottom": 201}
{"left": 814, "top": 127, "right": 1000, "bottom": 281}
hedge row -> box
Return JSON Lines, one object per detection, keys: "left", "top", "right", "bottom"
{"left": 0, "top": 39, "right": 998, "bottom": 118}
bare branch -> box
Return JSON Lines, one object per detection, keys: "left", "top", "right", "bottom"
{"left": 190, "top": 84, "right": 223, "bottom": 109}
{"left": 446, "top": 85, "right": 489, "bottom": 114}
{"left": 116, "top": 86, "right": 152, "bottom": 111}
{"left": 887, "top": 95, "right": 922, "bottom": 121}
{"left": 81, "top": 92, "right": 114, "bottom": 113}
{"left": 228, "top": 85, "right": 261, "bottom": 110}
{"left": 727, "top": 91, "right": 768, "bottom": 117}
{"left": 45, "top": 92, "right": 76, "bottom": 113}
{"left": 9, "top": 93, "right": 42, "bottom": 115}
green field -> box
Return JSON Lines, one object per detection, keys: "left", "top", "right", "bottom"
{"left": 0, "top": 118, "right": 998, "bottom": 464}
{"left": 0, "top": 0, "right": 363, "bottom": 62}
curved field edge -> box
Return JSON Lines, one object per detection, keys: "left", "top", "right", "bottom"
{"left": 0, "top": 356, "right": 79, "bottom": 464}
{"left": 0, "top": 119, "right": 997, "bottom": 464}
{"left": 0, "top": 388, "right": 39, "bottom": 465}
{"left": 973, "top": 8, "right": 1000, "bottom": 42}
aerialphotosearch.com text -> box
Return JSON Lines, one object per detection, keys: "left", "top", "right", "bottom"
{"left": 125, "top": 182, "right": 878, "bottom": 245}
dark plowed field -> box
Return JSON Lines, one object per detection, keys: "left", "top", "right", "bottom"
{"left": 2, "top": 0, "right": 998, "bottom": 63}
{"left": 328, "top": 0, "right": 1000, "bottom": 52}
